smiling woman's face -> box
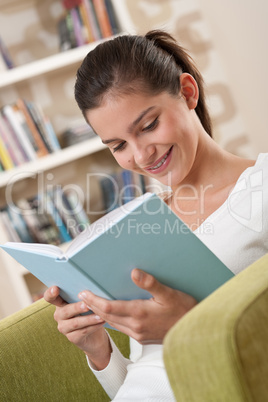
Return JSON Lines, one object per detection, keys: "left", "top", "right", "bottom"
{"left": 86, "top": 87, "right": 200, "bottom": 191}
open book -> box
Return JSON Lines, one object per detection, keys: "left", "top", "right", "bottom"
{"left": 0, "top": 193, "right": 234, "bottom": 304}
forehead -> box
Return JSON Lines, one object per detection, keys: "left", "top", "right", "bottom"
{"left": 86, "top": 91, "right": 174, "bottom": 135}
{"left": 86, "top": 93, "right": 158, "bottom": 137}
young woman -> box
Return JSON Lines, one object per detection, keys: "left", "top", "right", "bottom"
{"left": 44, "top": 31, "right": 268, "bottom": 400}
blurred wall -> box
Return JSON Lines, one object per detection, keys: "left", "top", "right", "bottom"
{"left": 199, "top": 0, "right": 268, "bottom": 156}
{"left": 119, "top": 0, "right": 268, "bottom": 158}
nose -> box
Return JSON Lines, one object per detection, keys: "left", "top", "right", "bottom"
{"left": 133, "top": 142, "right": 156, "bottom": 167}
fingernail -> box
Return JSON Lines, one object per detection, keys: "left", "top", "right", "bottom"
{"left": 133, "top": 269, "right": 143, "bottom": 281}
{"left": 78, "top": 292, "right": 86, "bottom": 300}
{"left": 80, "top": 302, "right": 87, "bottom": 310}
{"left": 95, "top": 315, "right": 103, "bottom": 322}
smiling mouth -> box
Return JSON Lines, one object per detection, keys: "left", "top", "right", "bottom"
{"left": 146, "top": 146, "right": 173, "bottom": 171}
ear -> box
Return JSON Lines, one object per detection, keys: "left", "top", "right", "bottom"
{"left": 179, "top": 73, "right": 199, "bottom": 110}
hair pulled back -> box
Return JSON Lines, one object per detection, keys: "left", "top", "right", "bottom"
{"left": 75, "top": 30, "right": 212, "bottom": 137}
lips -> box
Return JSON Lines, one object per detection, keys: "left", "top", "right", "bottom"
{"left": 144, "top": 146, "right": 173, "bottom": 173}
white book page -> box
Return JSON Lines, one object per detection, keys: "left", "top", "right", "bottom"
{"left": 3, "top": 242, "right": 63, "bottom": 258}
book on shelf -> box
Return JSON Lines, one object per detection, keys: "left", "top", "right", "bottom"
{"left": 121, "top": 170, "right": 137, "bottom": 204}
{"left": 81, "top": 0, "right": 101, "bottom": 41}
{"left": 58, "top": 16, "right": 73, "bottom": 52}
{"left": 0, "top": 136, "right": 14, "bottom": 170}
{"left": 61, "top": 0, "right": 95, "bottom": 48}
{"left": 61, "top": 121, "right": 96, "bottom": 147}
{"left": 42, "top": 115, "right": 61, "bottom": 152}
{"left": 16, "top": 99, "right": 49, "bottom": 157}
{"left": 16, "top": 197, "right": 61, "bottom": 245}
{"left": 0, "top": 36, "right": 15, "bottom": 70}
{"left": 0, "top": 109, "right": 30, "bottom": 165}
{"left": 99, "top": 169, "right": 148, "bottom": 212}
{"left": 0, "top": 52, "right": 8, "bottom": 72}
{"left": 0, "top": 193, "right": 234, "bottom": 311}
{"left": 8, "top": 104, "right": 39, "bottom": 161}
{"left": 0, "top": 187, "right": 90, "bottom": 246}
{"left": 78, "top": 0, "right": 97, "bottom": 43}
{"left": 70, "top": 6, "right": 87, "bottom": 46}
{"left": 92, "top": 0, "right": 113, "bottom": 38}
{"left": 0, "top": 100, "right": 60, "bottom": 170}
{"left": 43, "top": 191, "right": 73, "bottom": 244}
{"left": 104, "top": 0, "right": 121, "bottom": 35}
{"left": 99, "top": 174, "right": 119, "bottom": 212}
{"left": 13, "top": 103, "right": 40, "bottom": 156}
{"left": 78, "top": 2, "right": 95, "bottom": 43}
{"left": 52, "top": 187, "right": 90, "bottom": 238}
{"left": 58, "top": 12, "right": 78, "bottom": 51}
{"left": 0, "top": 210, "right": 21, "bottom": 242}
{"left": 51, "top": 187, "right": 77, "bottom": 239}
{"left": 25, "top": 101, "right": 60, "bottom": 154}
{"left": 0, "top": 115, "right": 20, "bottom": 167}
{"left": 4, "top": 204, "right": 34, "bottom": 243}
{"left": 62, "top": 189, "right": 91, "bottom": 234}
{"left": 58, "top": 0, "right": 120, "bottom": 50}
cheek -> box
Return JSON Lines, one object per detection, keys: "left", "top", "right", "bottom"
{"left": 112, "top": 152, "right": 131, "bottom": 170}
{"left": 162, "top": 114, "right": 183, "bottom": 142}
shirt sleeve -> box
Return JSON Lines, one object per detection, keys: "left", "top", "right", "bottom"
{"left": 86, "top": 331, "right": 132, "bottom": 399}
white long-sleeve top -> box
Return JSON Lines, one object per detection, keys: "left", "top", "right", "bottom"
{"left": 88, "top": 338, "right": 174, "bottom": 401}
{"left": 88, "top": 153, "right": 268, "bottom": 401}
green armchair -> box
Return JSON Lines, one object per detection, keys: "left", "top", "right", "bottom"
{"left": 164, "top": 253, "right": 268, "bottom": 401}
{"left": 0, "top": 254, "right": 267, "bottom": 401}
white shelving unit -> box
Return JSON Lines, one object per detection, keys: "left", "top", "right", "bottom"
{"left": 0, "top": 0, "right": 126, "bottom": 318}
{"left": 0, "top": 136, "right": 105, "bottom": 187}
{"left": 0, "top": 36, "right": 122, "bottom": 89}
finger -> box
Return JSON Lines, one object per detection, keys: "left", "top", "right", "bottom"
{"left": 131, "top": 269, "right": 170, "bottom": 303}
{"left": 78, "top": 290, "right": 137, "bottom": 318}
{"left": 58, "top": 310, "right": 105, "bottom": 336}
{"left": 102, "top": 311, "right": 155, "bottom": 343}
{"left": 79, "top": 290, "right": 156, "bottom": 338}
{"left": 78, "top": 291, "right": 146, "bottom": 334}
{"left": 103, "top": 319, "right": 134, "bottom": 337}
{"left": 44, "top": 286, "right": 67, "bottom": 307}
{"left": 54, "top": 300, "right": 91, "bottom": 321}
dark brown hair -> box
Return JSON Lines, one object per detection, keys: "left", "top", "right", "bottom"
{"left": 75, "top": 30, "right": 212, "bottom": 137}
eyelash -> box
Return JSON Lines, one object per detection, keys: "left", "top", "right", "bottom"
{"left": 112, "top": 141, "right": 126, "bottom": 153}
{"left": 142, "top": 116, "right": 159, "bottom": 132}
{"left": 112, "top": 116, "right": 159, "bottom": 153}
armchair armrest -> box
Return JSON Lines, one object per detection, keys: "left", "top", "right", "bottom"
{"left": 164, "top": 254, "right": 268, "bottom": 402}
{"left": 0, "top": 298, "right": 130, "bottom": 401}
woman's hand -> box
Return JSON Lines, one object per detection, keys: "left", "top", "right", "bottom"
{"left": 44, "top": 287, "right": 112, "bottom": 370}
{"left": 78, "top": 268, "right": 197, "bottom": 344}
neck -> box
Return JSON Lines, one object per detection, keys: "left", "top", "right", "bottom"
{"left": 171, "top": 132, "right": 254, "bottom": 197}
{"left": 168, "top": 134, "right": 255, "bottom": 228}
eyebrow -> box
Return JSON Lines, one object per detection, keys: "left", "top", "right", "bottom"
{"left": 102, "top": 106, "right": 156, "bottom": 145}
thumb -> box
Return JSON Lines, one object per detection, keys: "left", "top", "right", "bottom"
{"left": 131, "top": 268, "right": 168, "bottom": 302}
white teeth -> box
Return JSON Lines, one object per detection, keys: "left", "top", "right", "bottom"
{"left": 149, "top": 153, "right": 168, "bottom": 170}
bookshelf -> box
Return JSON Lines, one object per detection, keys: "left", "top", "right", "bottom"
{"left": 0, "top": 136, "right": 105, "bottom": 187}
{"left": 0, "top": 36, "right": 123, "bottom": 89}
{"left": 0, "top": 0, "right": 135, "bottom": 318}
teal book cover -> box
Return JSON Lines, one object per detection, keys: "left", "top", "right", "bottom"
{"left": 0, "top": 193, "right": 234, "bottom": 304}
